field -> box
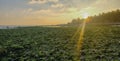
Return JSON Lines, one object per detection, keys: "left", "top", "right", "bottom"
{"left": 0, "top": 25, "right": 120, "bottom": 61}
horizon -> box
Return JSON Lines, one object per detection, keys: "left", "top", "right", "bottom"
{"left": 0, "top": 0, "right": 120, "bottom": 25}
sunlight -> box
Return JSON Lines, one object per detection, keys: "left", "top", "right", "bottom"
{"left": 73, "top": 19, "right": 87, "bottom": 61}
{"left": 82, "top": 13, "right": 89, "bottom": 19}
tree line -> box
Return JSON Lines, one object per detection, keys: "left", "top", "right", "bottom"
{"left": 66, "top": 9, "right": 120, "bottom": 26}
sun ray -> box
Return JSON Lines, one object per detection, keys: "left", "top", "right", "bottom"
{"left": 74, "top": 18, "right": 91, "bottom": 61}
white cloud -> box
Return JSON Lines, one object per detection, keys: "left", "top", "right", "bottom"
{"left": 51, "top": 3, "right": 63, "bottom": 8}
{"left": 29, "top": 0, "right": 59, "bottom": 4}
{"left": 91, "top": 0, "right": 120, "bottom": 12}
{"left": 49, "top": 0, "right": 59, "bottom": 3}
{"left": 67, "top": 7, "right": 78, "bottom": 12}
{"left": 30, "top": 9, "right": 62, "bottom": 17}
{"left": 29, "top": 0, "right": 47, "bottom": 4}
{"left": 33, "top": 9, "right": 51, "bottom": 14}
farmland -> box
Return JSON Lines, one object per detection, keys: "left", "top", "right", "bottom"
{"left": 0, "top": 25, "right": 120, "bottom": 61}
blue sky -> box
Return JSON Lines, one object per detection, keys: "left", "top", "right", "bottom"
{"left": 0, "top": 0, "right": 120, "bottom": 25}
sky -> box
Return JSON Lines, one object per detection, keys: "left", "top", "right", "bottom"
{"left": 0, "top": 0, "right": 120, "bottom": 25}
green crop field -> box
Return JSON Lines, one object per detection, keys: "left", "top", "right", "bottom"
{"left": 0, "top": 25, "right": 120, "bottom": 61}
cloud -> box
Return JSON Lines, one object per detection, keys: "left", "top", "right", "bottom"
{"left": 91, "top": 0, "right": 120, "bottom": 12}
{"left": 30, "top": 9, "right": 62, "bottom": 17}
{"left": 33, "top": 9, "right": 51, "bottom": 14}
{"left": 49, "top": 0, "right": 59, "bottom": 3}
{"left": 26, "top": 7, "right": 81, "bottom": 20}
{"left": 29, "top": 0, "right": 47, "bottom": 4}
{"left": 29, "top": 0, "right": 59, "bottom": 4}
{"left": 51, "top": 3, "right": 63, "bottom": 8}
{"left": 67, "top": 7, "right": 78, "bottom": 13}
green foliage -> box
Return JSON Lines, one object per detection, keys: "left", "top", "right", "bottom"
{"left": 80, "top": 25, "right": 120, "bottom": 61}
{"left": 0, "top": 27, "right": 77, "bottom": 61}
{"left": 0, "top": 26, "right": 120, "bottom": 61}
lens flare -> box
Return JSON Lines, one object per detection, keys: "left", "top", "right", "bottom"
{"left": 75, "top": 18, "right": 91, "bottom": 61}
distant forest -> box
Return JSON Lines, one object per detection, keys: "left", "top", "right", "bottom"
{"left": 63, "top": 9, "right": 120, "bottom": 26}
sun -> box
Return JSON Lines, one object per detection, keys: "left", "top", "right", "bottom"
{"left": 82, "top": 13, "right": 89, "bottom": 19}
